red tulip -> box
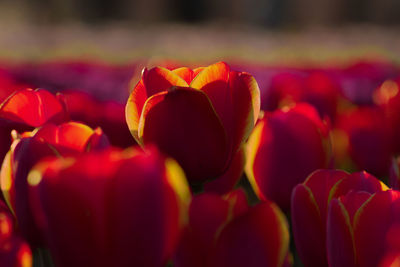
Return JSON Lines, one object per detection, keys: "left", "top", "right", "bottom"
{"left": 174, "top": 189, "right": 249, "bottom": 267}
{"left": 374, "top": 78, "right": 400, "bottom": 154}
{"left": 126, "top": 62, "right": 260, "bottom": 183}
{"left": 327, "top": 190, "right": 400, "bottom": 267}
{"left": 291, "top": 169, "right": 387, "bottom": 266}
{"left": 263, "top": 70, "right": 342, "bottom": 121}
{"left": 0, "top": 122, "right": 109, "bottom": 245}
{"left": 174, "top": 189, "right": 289, "bottom": 267}
{"left": 28, "top": 147, "right": 191, "bottom": 267}
{"left": 209, "top": 200, "right": 290, "bottom": 267}
{"left": 246, "top": 103, "right": 331, "bottom": 210}
{"left": 335, "top": 106, "right": 392, "bottom": 176}
{"left": 0, "top": 88, "right": 69, "bottom": 165}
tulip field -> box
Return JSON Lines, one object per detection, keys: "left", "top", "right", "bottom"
{"left": 1, "top": 54, "right": 400, "bottom": 267}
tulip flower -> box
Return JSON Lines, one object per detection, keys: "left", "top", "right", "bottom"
{"left": 28, "top": 147, "right": 191, "bottom": 267}
{"left": 174, "top": 189, "right": 249, "bottom": 267}
{"left": 335, "top": 106, "right": 392, "bottom": 176}
{"left": 246, "top": 103, "right": 331, "bottom": 210}
{"left": 0, "top": 88, "right": 69, "bottom": 164}
{"left": 174, "top": 189, "right": 290, "bottom": 267}
{"left": 209, "top": 200, "right": 290, "bottom": 267}
{"left": 327, "top": 190, "right": 400, "bottom": 267}
{"left": 126, "top": 62, "right": 260, "bottom": 183}
{"left": 1, "top": 122, "right": 109, "bottom": 245}
{"left": 291, "top": 169, "right": 387, "bottom": 267}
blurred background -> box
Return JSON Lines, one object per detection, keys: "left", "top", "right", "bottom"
{"left": 0, "top": 0, "right": 399, "bottom": 63}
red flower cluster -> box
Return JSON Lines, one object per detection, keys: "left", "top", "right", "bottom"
{"left": 0, "top": 60, "right": 399, "bottom": 267}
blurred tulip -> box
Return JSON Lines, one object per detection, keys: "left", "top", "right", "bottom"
{"left": 9, "top": 61, "right": 135, "bottom": 103}
{"left": 246, "top": 103, "right": 331, "bottom": 210}
{"left": 62, "top": 90, "right": 136, "bottom": 148}
{"left": 209, "top": 199, "right": 290, "bottom": 267}
{"left": 174, "top": 189, "right": 249, "bottom": 267}
{"left": 0, "top": 122, "right": 109, "bottom": 245}
{"left": 291, "top": 169, "right": 387, "bottom": 266}
{"left": 0, "top": 88, "right": 69, "bottom": 164}
{"left": 335, "top": 106, "right": 392, "bottom": 176}
{"left": 327, "top": 190, "right": 400, "bottom": 267}
{"left": 263, "top": 70, "right": 342, "bottom": 121}
{"left": 28, "top": 147, "right": 191, "bottom": 267}
{"left": 374, "top": 78, "right": 400, "bottom": 155}
{"left": 126, "top": 62, "right": 260, "bottom": 183}
{"left": 174, "top": 189, "right": 290, "bottom": 267}
{"left": 0, "top": 199, "right": 32, "bottom": 267}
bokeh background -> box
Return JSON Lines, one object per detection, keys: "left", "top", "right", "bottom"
{"left": 0, "top": 0, "right": 399, "bottom": 64}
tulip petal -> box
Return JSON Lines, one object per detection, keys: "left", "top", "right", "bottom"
{"left": 303, "top": 169, "right": 349, "bottom": 221}
{"left": 173, "top": 193, "right": 231, "bottom": 267}
{"left": 190, "top": 62, "right": 229, "bottom": 91}
{"left": 330, "top": 171, "right": 385, "bottom": 202}
{"left": 327, "top": 199, "right": 356, "bottom": 267}
{"left": 4, "top": 138, "right": 56, "bottom": 245}
{"left": 190, "top": 62, "right": 233, "bottom": 144}
{"left": 353, "top": 190, "right": 400, "bottom": 267}
{"left": 109, "top": 151, "right": 183, "bottom": 266}
{"left": 229, "top": 71, "right": 261, "bottom": 153}
{"left": 244, "top": 120, "right": 265, "bottom": 200}
{"left": 33, "top": 122, "right": 95, "bottom": 154}
{"left": 126, "top": 67, "right": 188, "bottom": 142}
{"left": 143, "top": 67, "right": 189, "bottom": 96}
{"left": 291, "top": 184, "right": 327, "bottom": 267}
{"left": 0, "top": 89, "right": 68, "bottom": 127}
{"left": 139, "top": 87, "right": 229, "bottom": 182}
{"left": 172, "top": 67, "right": 195, "bottom": 84}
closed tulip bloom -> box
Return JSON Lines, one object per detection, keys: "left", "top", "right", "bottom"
{"left": 28, "top": 147, "right": 191, "bottom": 267}
{"left": 246, "top": 103, "right": 331, "bottom": 211}
{"left": 126, "top": 62, "right": 260, "bottom": 183}
{"left": 291, "top": 170, "right": 387, "bottom": 267}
